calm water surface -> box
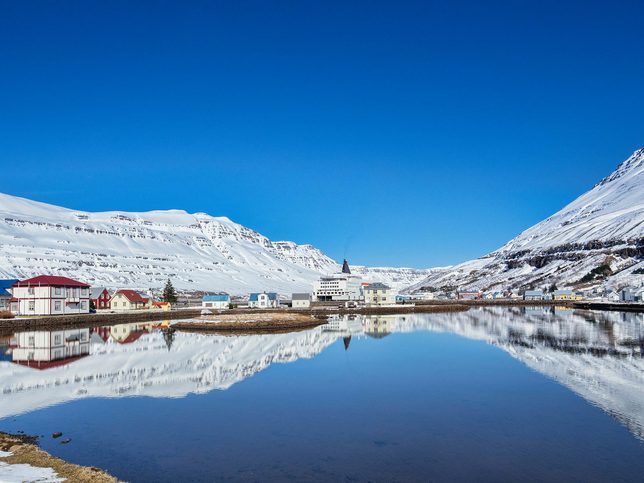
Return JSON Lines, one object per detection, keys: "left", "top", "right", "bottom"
{"left": 1, "top": 307, "right": 644, "bottom": 482}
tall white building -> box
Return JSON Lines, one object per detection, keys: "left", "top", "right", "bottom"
{"left": 11, "top": 276, "right": 91, "bottom": 316}
{"left": 313, "top": 259, "right": 363, "bottom": 301}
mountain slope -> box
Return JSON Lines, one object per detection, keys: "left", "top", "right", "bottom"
{"left": 409, "top": 148, "right": 644, "bottom": 294}
{"left": 0, "top": 193, "right": 430, "bottom": 293}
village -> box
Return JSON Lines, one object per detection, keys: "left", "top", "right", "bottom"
{"left": 0, "top": 258, "right": 642, "bottom": 322}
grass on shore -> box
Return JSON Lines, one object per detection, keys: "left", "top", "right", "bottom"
{"left": 0, "top": 432, "right": 119, "bottom": 482}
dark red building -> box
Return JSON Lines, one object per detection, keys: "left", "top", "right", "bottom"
{"left": 90, "top": 287, "right": 111, "bottom": 310}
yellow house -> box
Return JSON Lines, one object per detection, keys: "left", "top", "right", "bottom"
{"left": 152, "top": 302, "right": 172, "bottom": 312}
{"left": 553, "top": 290, "right": 583, "bottom": 301}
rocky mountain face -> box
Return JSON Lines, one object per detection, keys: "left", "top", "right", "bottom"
{"left": 0, "top": 192, "right": 430, "bottom": 293}
{"left": 409, "top": 149, "right": 644, "bottom": 294}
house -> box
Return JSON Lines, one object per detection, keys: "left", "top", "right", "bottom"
{"left": 202, "top": 294, "right": 230, "bottom": 310}
{"left": 0, "top": 280, "right": 18, "bottom": 312}
{"left": 248, "top": 292, "right": 279, "bottom": 309}
{"left": 151, "top": 301, "right": 172, "bottom": 312}
{"left": 553, "top": 290, "right": 583, "bottom": 301}
{"left": 395, "top": 294, "right": 412, "bottom": 303}
{"left": 110, "top": 289, "right": 150, "bottom": 311}
{"left": 364, "top": 283, "right": 394, "bottom": 306}
{"left": 313, "top": 259, "right": 363, "bottom": 301}
{"left": 620, "top": 287, "right": 643, "bottom": 303}
{"left": 90, "top": 287, "right": 111, "bottom": 310}
{"left": 524, "top": 290, "right": 545, "bottom": 301}
{"left": 291, "top": 293, "right": 311, "bottom": 308}
{"left": 11, "top": 276, "right": 91, "bottom": 316}
{"left": 457, "top": 290, "right": 482, "bottom": 300}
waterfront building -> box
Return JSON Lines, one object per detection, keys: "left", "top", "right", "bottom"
{"left": 314, "top": 259, "right": 363, "bottom": 301}
{"left": 291, "top": 293, "right": 311, "bottom": 308}
{"left": 110, "top": 289, "right": 150, "bottom": 311}
{"left": 553, "top": 290, "right": 583, "bottom": 301}
{"left": 152, "top": 301, "right": 172, "bottom": 312}
{"left": 524, "top": 290, "right": 545, "bottom": 301}
{"left": 0, "top": 280, "right": 17, "bottom": 311}
{"left": 11, "top": 276, "right": 90, "bottom": 316}
{"left": 364, "top": 282, "right": 394, "bottom": 306}
{"left": 248, "top": 292, "right": 279, "bottom": 309}
{"left": 620, "top": 287, "right": 643, "bottom": 303}
{"left": 90, "top": 287, "right": 111, "bottom": 310}
{"left": 457, "top": 290, "right": 482, "bottom": 300}
{"left": 202, "top": 294, "right": 231, "bottom": 310}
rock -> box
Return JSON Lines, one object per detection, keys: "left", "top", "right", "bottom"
{"left": 52, "top": 432, "right": 62, "bottom": 439}
{"left": 61, "top": 438, "right": 71, "bottom": 444}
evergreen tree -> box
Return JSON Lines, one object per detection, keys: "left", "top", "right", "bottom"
{"left": 549, "top": 283, "right": 558, "bottom": 293}
{"left": 163, "top": 279, "right": 178, "bottom": 303}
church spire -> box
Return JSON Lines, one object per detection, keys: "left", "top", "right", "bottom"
{"left": 342, "top": 259, "right": 351, "bottom": 274}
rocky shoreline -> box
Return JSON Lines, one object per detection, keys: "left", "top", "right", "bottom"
{"left": 0, "top": 431, "right": 119, "bottom": 482}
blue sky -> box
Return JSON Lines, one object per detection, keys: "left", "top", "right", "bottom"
{"left": 1, "top": 1, "right": 642, "bottom": 268}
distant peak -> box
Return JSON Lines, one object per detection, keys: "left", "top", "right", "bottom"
{"left": 597, "top": 148, "right": 644, "bottom": 187}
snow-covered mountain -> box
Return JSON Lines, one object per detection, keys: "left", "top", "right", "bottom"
{"left": 0, "top": 192, "right": 430, "bottom": 293}
{"left": 409, "top": 148, "right": 644, "bottom": 294}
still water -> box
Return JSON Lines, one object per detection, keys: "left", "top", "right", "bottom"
{"left": 1, "top": 307, "right": 644, "bottom": 482}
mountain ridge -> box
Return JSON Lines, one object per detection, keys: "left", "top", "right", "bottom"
{"left": 0, "top": 192, "right": 431, "bottom": 293}
{"left": 409, "top": 148, "right": 644, "bottom": 294}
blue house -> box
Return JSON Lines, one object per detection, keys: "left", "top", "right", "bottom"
{"left": 248, "top": 292, "right": 279, "bottom": 309}
{"left": 202, "top": 294, "right": 231, "bottom": 309}
{"left": 0, "top": 279, "right": 18, "bottom": 311}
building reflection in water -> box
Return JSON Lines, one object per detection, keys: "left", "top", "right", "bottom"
{"left": 8, "top": 328, "right": 91, "bottom": 369}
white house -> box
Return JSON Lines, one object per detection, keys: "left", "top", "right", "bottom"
{"left": 248, "top": 292, "right": 279, "bottom": 309}
{"left": 620, "top": 287, "right": 644, "bottom": 303}
{"left": 10, "top": 329, "right": 90, "bottom": 368}
{"left": 523, "top": 290, "right": 545, "bottom": 301}
{"left": 202, "top": 294, "right": 231, "bottom": 310}
{"left": 291, "top": 293, "right": 311, "bottom": 308}
{"left": 11, "top": 276, "right": 91, "bottom": 316}
{"left": 364, "top": 282, "right": 394, "bottom": 306}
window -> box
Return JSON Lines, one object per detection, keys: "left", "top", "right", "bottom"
{"left": 28, "top": 301, "right": 35, "bottom": 311}
{"left": 54, "top": 301, "right": 62, "bottom": 311}
{"left": 54, "top": 335, "right": 62, "bottom": 345}
{"left": 28, "top": 287, "right": 35, "bottom": 295}
{"left": 28, "top": 336, "right": 35, "bottom": 346}
{"left": 81, "top": 301, "right": 87, "bottom": 310}
{"left": 54, "top": 287, "right": 62, "bottom": 296}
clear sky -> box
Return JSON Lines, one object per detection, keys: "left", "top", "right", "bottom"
{"left": 1, "top": 1, "right": 643, "bottom": 268}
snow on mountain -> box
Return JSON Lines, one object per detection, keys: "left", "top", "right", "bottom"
{"left": 408, "top": 148, "right": 644, "bottom": 294}
{"left": 0, "top": 192, "right": 430, "bottom": 293}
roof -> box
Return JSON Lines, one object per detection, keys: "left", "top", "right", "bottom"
{"left": 524, "top": 290, "right": 544, "bottom": 296}
{"left": 292, "top": 293, "right": 311, "bottom": 300}
{"left": 13, "top": 275, "right": 90, "bottom": 288}
{"left": 90, "top": 287, "right": 109, "bottom": 299}
{"left": 365, "top": 282, "right": 391, "bottom": 290}
{"left": 203, "top": 294, "right": 230, "bottom": 302}
{"left": 249, "top": 292, "right": 278, "bottom": 301}
{"left": 0, "top": 280, "right": 18, "bottom": 290}
{"left": 113, "top": 289, "right": 148, "bottom": 303}
{"left": 554, "top": 290, "right": 573, "bottom": 295}
{"left": 152, "top": 301, "right": 170, "bottom": 307}
{"left": 0, "top": 289, "right": 11, "bottom": 298}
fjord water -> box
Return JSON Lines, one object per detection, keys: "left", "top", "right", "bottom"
{"left": 1, "top": 308, "right": 644, "bottom": 482}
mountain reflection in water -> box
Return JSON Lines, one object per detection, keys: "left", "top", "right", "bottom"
{"left": 1, "top": 307, "right": 643, "bottom": 441}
